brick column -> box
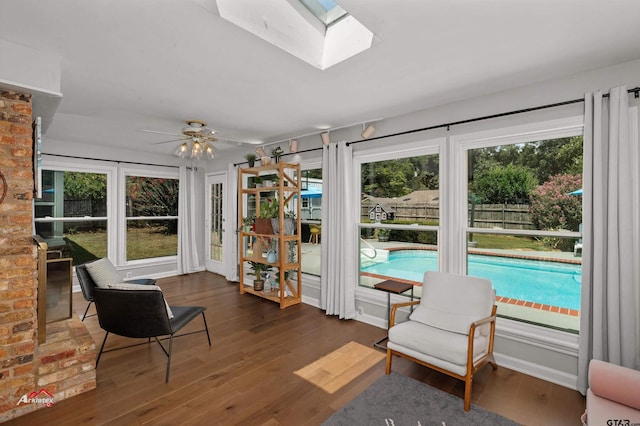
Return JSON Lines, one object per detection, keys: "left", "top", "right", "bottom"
{"left": 0, "top": 89, "right": 96, "bottom": 422}
{"left": 0, "top": 89, "right": 39, "bottom": 419}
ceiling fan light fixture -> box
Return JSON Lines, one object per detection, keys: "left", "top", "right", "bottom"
{"left": 191, "top": 140, "right": 203, "bottom": 159}
{"left": 204, "top": 142, "right": 215, "bottom": 159}
{"left": 175, "top": 142, "right": 189, "bottom": 157}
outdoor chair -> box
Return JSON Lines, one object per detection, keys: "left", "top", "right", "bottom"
{"left": 93, "top": 286, "right": 211, "bottom": 383}
{"left": 385, "top": 271, "right": 498, "bottom": 411}
{"left": 76, "top": 258, "right": 156, "bottom": 321}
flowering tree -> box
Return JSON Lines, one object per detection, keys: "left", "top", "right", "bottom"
{"left": 529, "top": 174, "right": 582, "bottom": 249}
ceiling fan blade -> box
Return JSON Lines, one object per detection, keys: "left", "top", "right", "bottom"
{"left": 140, "top": 129, "right": 184, "bottom": 137}
{"left": 218, "top": 138, "right": 264, "bottom": 146}
{"left": 153, "top": 138, "right": 188, "bottom": 145}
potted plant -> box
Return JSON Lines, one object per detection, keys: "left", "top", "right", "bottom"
{"left": 254, "top": 196, "right": 278, "bottom": 234}
{"left": 271, "top": 146, "right": 284, "bottom": 163}
{"left": 245, "top": 153, "right": 257, "bottom": 168}
{"left": 242, "top": 216, "right": 254, "bottom": 232}
{"left": 377, "top": 228, "right": 390, "bottom": 242}
{"left": 248, "top": 261, "right": 272, "bottom": 291}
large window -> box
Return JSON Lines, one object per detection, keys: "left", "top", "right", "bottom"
{"left": 357, "top": 151, "right": 440, "bottom": 296}
{"left": 34, "top": 170, "right": 108, "bottom": 265}
{"left": 465, "top": 134, "right": 583, "bottom": 332}
{"left": 125, "top": 175, "right": 179, "bottom": 261}
{"left": 300, "top": 167, "right": 323, "bottom": 276}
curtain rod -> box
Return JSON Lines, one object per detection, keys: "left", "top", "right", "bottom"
{"left": 347, "top": 86, "right": 640, "bottom": 147}
{"left": 231, "top": 85, "right": 640, "bottom": 166}
{"left": 44, "top": 153, "right": 186, "bottom": 169}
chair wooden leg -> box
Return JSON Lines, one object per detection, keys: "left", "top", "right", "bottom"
{"left": 95, "top": 332, "right": 109, "bottom": 368}
{"left": 464, "top": 376, "right": 472, "bottom": 411}
{"left": 385, "top": 350, "right": 393, "bottom": 374}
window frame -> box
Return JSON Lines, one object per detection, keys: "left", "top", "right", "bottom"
{"left": 119, "top": 166, "right": 180, "bottom": 265}
{"left": 35, "top": 158, "right": 117, "bottom": 260}
{"left": 354, "top": 137, "right": 445, "bottom": 293}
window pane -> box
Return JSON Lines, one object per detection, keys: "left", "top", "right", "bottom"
{"left": 34, "top": 170, "right": 108, "bottom": 265}
{"left": 466, "top": 136, "right": 583, "bottom": 331}
{"left": 358, "top": 226, "right": 437, "bottom": 299}
{"left": 125, "top": 176, "right": 179, "bottom": 261}
{"left": 126, "top": 219, "right": 178, "bottom": 260}
{"left": 467, "top": 233, "right": 581, "bottom": 332}
{"left": 300, "top": 168, "right": 322, "bottom": 276}
{"left": 358, "top": 154, "right": 439, "bottom": 293}
{"left": 126, "top": 176, "right": 178, "bottom": 217}
{"left": 361, "top": 155, "right": 439, "bottom": 226}
{"left": 35, "top": 220, "right": 108, "bottom": 266}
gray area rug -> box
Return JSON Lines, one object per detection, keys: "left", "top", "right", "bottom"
{"left": 322, "top": 372, "right": 520, "bottom": 426}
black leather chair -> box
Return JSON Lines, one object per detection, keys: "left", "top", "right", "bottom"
{"left": 76, "top": 262, "right": 156, "bottom": 321}
{"left": 93, "top": 287, "right": 211, "bottom": 383}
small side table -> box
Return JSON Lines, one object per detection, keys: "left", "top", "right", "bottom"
{"left": 373, "top": 280, "right": 414, "bottom": 350}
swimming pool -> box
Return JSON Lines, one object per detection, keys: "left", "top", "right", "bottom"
{"left": 361, "top": 250, "right": 582, "bottom": 311}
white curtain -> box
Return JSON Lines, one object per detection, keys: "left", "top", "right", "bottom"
{"left": 226, "top": 163, "right": 239, "bottom": 282}
{"left": 577, "top": 86, "right": 640, "bottom": 393}
{"left": 320, "top": 141, "right": 357, "bottom": 319}
{"left": 177, "top": 166, "right": 200, "bottom": 274}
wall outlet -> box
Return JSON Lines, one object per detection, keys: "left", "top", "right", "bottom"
{"left": 357, "top": 306, "right": 364, "bottom": 315}
{"left": 126, "top": 272, "right": 132, "bottom": 279}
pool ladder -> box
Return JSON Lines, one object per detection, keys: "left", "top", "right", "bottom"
{"left": 360, "top": 238, "right": 378, "bottom": 259}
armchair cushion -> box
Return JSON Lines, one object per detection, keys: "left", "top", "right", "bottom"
{"left": 409, "top": 271, "right": 494, "bottom": 335}
{"left": 85, "top": 258, "right": 122, "bottom": 288}
{"left": 389, "top": 320, "right": 488, "bottom": 371}
{"left": 108, "top": 282, "right": 174, "bottom": 319}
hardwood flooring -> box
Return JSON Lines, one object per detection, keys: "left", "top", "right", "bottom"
{"left": 10, "top": 272, "right": 585, "bottom": 425}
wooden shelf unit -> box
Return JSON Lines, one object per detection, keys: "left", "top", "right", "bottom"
{"left": 238, "top": 161, "right": 302, "bottom": 308}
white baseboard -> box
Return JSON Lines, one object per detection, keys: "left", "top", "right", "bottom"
{"left": 494, "top": 352, "right": 578, "bottom": 390}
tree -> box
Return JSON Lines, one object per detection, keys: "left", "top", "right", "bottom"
{"left": 472, "top": 164, "right": 537, "bottom": 204}
{"left": 127, "top": 177, "right": 179, "bottom": 234}
{"left": 63, "top": 172, "right": 107, "bottom": 200}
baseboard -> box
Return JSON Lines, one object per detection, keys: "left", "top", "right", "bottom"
{"left": 493, "top": 352, "right": 578, "bottom": 390}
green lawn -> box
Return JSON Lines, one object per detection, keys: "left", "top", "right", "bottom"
{"left": 64, "top": 227, "right": 177, "bottom": 264}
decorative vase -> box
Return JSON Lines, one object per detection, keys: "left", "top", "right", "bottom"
{"left": 266, "top": 249, "right": 277, "bottom": 263}
{"left": 283, "top": 218, "right": 295, "bottom": 235}
{"left": 261, "top": 156, "right": 271, "bottom": 165}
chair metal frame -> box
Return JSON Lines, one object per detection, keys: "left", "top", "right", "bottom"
{"left": 93, "top": 287, "right": 211, "bottom": 383}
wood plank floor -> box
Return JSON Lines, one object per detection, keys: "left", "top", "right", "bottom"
{"left": 10, "top": 272, "right": 585, "bottom": 425}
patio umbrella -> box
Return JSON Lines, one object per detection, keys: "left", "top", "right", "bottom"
{"left": 569, "top": 188, "right": 583, "bottom": 195}
{"left": 300, "top": 187, "right": 322, "bottom": 198}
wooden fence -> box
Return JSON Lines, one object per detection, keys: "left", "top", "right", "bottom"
{"left": 361, "top": 202, "right": 533, "bottom": 230}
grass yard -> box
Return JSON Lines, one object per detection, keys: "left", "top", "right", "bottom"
{"left": 63, "top": 226, "right": 177, "bottom": 264}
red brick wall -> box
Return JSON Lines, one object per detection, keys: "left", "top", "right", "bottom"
{"left": 0, "top": 88, "right": 96, "bottom": 422}
{"left": 0, "top": 89, "right": 38, "bottom": 418}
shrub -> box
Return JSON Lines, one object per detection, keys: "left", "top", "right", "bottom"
{"left": 529, "top": 174, "right": 582, "bottom": 250}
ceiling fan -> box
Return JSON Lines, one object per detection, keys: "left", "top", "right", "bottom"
{"left": 142, "top": 119, "right": 261, "bottom": 160}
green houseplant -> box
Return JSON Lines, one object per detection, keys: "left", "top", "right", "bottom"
{"left": 248, "top": 261, "right": 272, "bottom": 291}
{"left": 245, "top": 153, "right": 257, "bottom": 168}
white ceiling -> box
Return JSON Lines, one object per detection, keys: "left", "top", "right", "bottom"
{"left": 2, "top": 0, "right": 640, "bottom": 160}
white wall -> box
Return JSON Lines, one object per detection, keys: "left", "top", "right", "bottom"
{"left": 47, "top": 57, "right": 640, "bottom": 389}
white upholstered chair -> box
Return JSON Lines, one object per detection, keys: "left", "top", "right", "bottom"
{"left": 385, "top": 271, "right": 498, "bottom": 411}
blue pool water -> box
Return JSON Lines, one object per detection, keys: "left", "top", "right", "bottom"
{"left": 361, "top": 250, "right": 582, "bottom": 310}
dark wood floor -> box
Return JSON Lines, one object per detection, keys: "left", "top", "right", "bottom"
{"left": 11, "top": 272, "right": 585, "bottom": 425}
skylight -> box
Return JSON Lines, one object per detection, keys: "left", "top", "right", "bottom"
{"left": 216, "top": 0, "right": 374, "bottom": 70}
{"left": 298, "top": 0, "right": 348, "bottom": 26}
